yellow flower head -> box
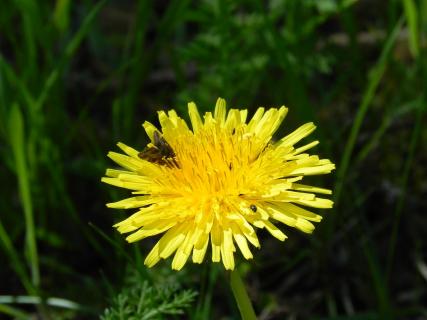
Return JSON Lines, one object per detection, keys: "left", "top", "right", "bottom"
{"left": 102, "top": 98, "right": 335, "bottom": 270}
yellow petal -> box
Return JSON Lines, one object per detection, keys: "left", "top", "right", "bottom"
{"left": 158, "top": 224, "right": 188, "bottom": 259}
{"left": 188, "top": 102, "right": 203, "bottom": 132}
{"left": 220, "top": 228, "right": 235, "bottom": 270}
{"left": 295, "top": 218, "right": 315, "bottom": 233}
{"left": 193, "top": 232, "right": 209, "bottom": 264}
{"left": 126, "top": 220, "right": 176, "bottom": 242}
{"left": 144, "top": 242, "right": 161, "bottom": 267}
{"left": 214, "top": 98, "right": 227, "bottom": 125}
{"left": 264, "top": 220, "right": 287, "bottom": 241}
{"left": 231, "top": 223, "right": 253, "bottom": 260}
{"left": 210, "top": 220, "right": 222, "bottom": 262}
{"left": 117, "top": 142, "right": 140, "bottom": 158}
{"left": 279, "top": 122, "right": 316, "bottom": 147}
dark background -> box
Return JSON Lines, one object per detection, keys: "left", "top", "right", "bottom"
{"left": 1, "top": 0, "right": 426, "bottom": 319}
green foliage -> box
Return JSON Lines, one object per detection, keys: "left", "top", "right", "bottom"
{"left": 101, "top": 274, "right": 197, "bottom": 320}
{"left": 0, "top": 0, "right": 426, "bottom": 319}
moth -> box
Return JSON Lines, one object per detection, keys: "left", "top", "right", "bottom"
{"left": 138, "top": 131, "right": 179, "bottom": 167}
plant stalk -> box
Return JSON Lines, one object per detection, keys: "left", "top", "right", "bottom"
{"left": 229, "top": 268, "right": 257, "bottom": 320}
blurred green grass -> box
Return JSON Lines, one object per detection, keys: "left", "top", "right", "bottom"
{"left": 0, "top": 0, "right": 426, "bottom": 319}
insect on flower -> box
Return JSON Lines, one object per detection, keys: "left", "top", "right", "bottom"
{"left": 138, "top": 130, "right": 179, "bottom": 168}
{"left": 102, "top": 98, "right": 335, "bottom": 270}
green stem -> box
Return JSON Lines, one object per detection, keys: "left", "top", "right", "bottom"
{"left": 229, "top": 268, "right": 257, "bottom": 320}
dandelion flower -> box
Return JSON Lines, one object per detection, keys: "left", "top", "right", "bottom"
{"left": 102, "top": 98, "right": 335, "bottom": 270}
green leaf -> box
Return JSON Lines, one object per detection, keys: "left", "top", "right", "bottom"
{"left": 100, "top": 271, "right": 197, "bottom": 320}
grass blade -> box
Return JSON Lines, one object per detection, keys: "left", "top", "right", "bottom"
{"left": 53, "top": 0, "right": 71, "bottom": 32}
{"left": 8, "top": 103, "right": 39, "bottom": 287}
{"left": 0, "top": 304, "right": 30, "bottom": 320}
{"left": 0, "top": 295, "right": 81, "bottom": 310}
{"left": 362, "top": 237, "right": 392, "bottom": 319}
{"left": 403, "top": 0, "right": 419, "bottom": 57}
{"left": 0, "top": 56, "right": 35, "bottom": 112}
{"left": 35, "top": 0, "right": 106, "bottom": 111}
{"left": 332, "top": 17, "right": 404, "bottom": 209}
{"left": 0, "top": 219, "right": 34, "bottom": 294}
{"left": 386, "top": 86, "right": 426, "bottom": 281}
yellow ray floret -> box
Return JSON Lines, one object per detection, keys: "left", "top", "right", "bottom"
{"left": 102, "top": 98, "right": 335, "bottom": 270}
